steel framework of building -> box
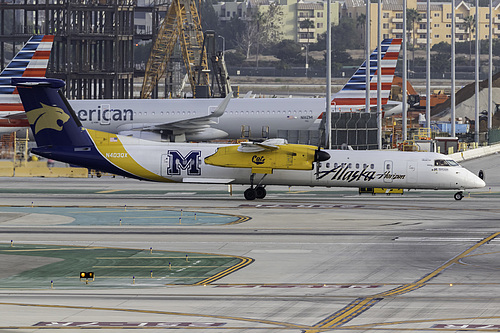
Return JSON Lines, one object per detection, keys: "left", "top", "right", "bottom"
{"left": 0, "top": 0, "right": 136, "bottom": 100}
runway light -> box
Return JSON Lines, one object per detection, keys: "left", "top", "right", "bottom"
{"left": 150, "top": 247, "right": 153, "bottom": 254}
{"left": 151, "top": 270, "right": 153, "bottom": 278}
{"left": 51, "top": 280, "right": 53, "bottom": 289}
{"left": 186, "top": 254, "right": 189, "bottom": 262}
{"left": 10, "top": 240, "right": 13, "bottom": 247}
{"left": 450, "top": 283, "right": 453, "bottom": 287}
{"left": 133, "top": 276, "right": 135, "bottom": 284}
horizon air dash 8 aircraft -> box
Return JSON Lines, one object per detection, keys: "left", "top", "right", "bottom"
{"left": 12, "top": 77, "right": 484, "bottom": 201}
{"left": 0, "top": 35, "right": 404, "bottom": 141}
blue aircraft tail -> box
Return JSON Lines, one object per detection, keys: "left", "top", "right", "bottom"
{"left": 12, "top": 77, "right": 158, "bottom": 181}
{"left": 12, "top": 77, "right": 92, "bottom": 148}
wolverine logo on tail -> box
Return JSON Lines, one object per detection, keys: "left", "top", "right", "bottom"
{"left": 26, "top": 103, "right": 70, "bottom": 134}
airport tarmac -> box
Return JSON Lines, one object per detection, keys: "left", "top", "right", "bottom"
{"left": 0, "top": 154, "right": 499, "bottom": 332}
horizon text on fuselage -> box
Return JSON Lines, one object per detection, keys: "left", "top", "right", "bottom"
{"left": 77, "top": 107, "right": 133, "bottom": 122}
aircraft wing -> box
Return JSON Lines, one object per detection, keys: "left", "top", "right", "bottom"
{"left": 237, "top": 138, "right": 287, "bottom": 152}
{"left": 1, "top": 112, "right": 27, "bottom": 120}
{"left": 140, "top": 94, "right": 231, "bottom": 133}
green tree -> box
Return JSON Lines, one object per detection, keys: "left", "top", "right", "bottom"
{"left": 406, "top": 8, "right": 422, "bottom": 71}
{"left": 244, "top": 3, "right": 284, "bottom": 66}
{"left": 314, "top": 17, "right": 360, "bottom": 51}
{"left": 300, "top": 18, "right": 315, "bottom": 75}
{"left": 200, "top": 0, "right": 221, "bottom": 32}
{"left": 220, "top": 17, "right": 247, "bottom": 50}
{"left": 463, "top": 15, "right": 475, "bottom": 65}
{"left": 274, "top": 39, "right": 304, "bottom": 64}
{"left": 356, "top": 13, "right": 366, "bottom": 48}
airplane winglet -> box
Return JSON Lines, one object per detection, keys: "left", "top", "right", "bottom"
{"left": 210, "top": 94, "right": 231, "bottom": 118}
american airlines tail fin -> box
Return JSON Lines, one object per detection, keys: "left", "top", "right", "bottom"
{"left": 0, "top": 35, "right": 54, "bottom": 114}
{"left": 332, "top": 38, "right": 402, "bottom": 112}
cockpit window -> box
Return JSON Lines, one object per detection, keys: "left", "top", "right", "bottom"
{"left": 434, "top": 159, "right": 459, "bottom": 167}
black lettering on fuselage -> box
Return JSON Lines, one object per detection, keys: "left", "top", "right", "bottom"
{"left": 77, "top": 108, "right": 134, "bottom": 122}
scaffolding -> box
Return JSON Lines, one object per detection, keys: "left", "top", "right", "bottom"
{"left": 0, "top": 0, "right": 135, "bottom": 100}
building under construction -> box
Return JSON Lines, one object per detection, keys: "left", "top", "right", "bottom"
{"left": 0, "top": 0, "right": 153, "bottom": 100}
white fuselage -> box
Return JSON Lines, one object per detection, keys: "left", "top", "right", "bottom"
{"left": 107, "top": 135, "right": 484, "bottom": 191}
{"left": 70, "top": 97, "right": 403, "bottom": 141}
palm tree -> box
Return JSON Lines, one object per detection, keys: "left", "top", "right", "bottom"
{"left": 406, "top": 8, "right": 422, "bottom": 72}
{"left": 356, "top": 13, "right": 366, "bottom": 47}
{"left": 300, "top": 18, "right": 315, "bottom": 76}
{"left": 463, "top": 15, "right": 475, "bottom": 65}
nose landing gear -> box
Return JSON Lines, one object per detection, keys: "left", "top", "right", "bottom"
{"left": 454, "top": 191, "right": 463, "bottom": 200}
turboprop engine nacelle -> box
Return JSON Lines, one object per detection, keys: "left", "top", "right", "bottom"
{"left": 205, "top": 139, "right": 330, "bottom": 174}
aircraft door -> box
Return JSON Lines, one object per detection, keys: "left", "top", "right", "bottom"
{"left": 241, "top": 125, "right": 251, "bottom": 138}
{"left": 262, "top": 126, "right": 269, "bottom": 139}
{"left": 208, "top": 105, "right": 220, "bottom": 123}
{"left": 383, "top": 160, "right": 393, "bottom": 183}
{"left": 406, "top": 161, "right": 418, "bottom": 183}
{"left": 100, "top": 104, "right": 111, "bottom": 125}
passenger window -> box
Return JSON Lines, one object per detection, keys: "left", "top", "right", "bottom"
{"left": 356, "top": 163, "right": 359, "bottom": 168}
{"left": 370, "top": 164, "right": 374, "bottom": 169}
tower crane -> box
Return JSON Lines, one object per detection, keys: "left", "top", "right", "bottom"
{"left": 141, "top": 0, "right": 231, "bottom": 99}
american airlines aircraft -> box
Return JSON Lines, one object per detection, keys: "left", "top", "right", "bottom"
{"left": 71, "top": 38, "right": 403, "bottom": 141}
{"left": 1, "top": 36, "right": 403, "bottom": 141}
{"left": 12, "top": 77, "right": 484, "bottom": 201}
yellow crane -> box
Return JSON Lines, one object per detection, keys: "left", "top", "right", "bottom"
{"left": 141, "top": 0, "right": 210, "bottom": 99}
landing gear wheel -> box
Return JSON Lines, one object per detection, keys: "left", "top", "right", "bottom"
{"left": 454, "top": 191, "right": 463, "bottom": 201}
{"left": 255, "top": 186, "right": 267, "bottom": 199}
{"left": 244, "top": 188, "right": 257, "bottom": 200}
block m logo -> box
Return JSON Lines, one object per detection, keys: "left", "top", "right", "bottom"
{"left": 166, "top": 150, "right": 202, "bottom": 176}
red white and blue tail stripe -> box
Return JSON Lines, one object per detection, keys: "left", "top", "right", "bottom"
{"left": 0, "top": 35, "right": 54, "bottom": 114}
{"left": 332, "top": 38, "right": 402, "bottom": 112}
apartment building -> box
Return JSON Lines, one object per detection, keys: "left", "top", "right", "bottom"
{"left": 213, "top": 0, "right": 341, "bottom": 43}
{"left": 343, "top": 0, "right": 500, "bottom": 48}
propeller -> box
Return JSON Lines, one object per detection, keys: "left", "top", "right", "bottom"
{"left": 314, "top": 149, "right": 330, "bottom": 163}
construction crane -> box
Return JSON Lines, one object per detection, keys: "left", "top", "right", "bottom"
{"left": 141, "top": 0, "right": 210, "bottom": 99}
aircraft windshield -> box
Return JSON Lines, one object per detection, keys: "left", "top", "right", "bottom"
{"left": 434, "top": 159, "right": 459, "bottom": 167}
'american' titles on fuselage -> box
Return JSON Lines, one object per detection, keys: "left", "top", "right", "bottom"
{"left": 77, "top": 106, "right": 133, "bottom": 122}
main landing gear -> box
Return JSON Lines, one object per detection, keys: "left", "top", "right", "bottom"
{"left": 244, "top": 173, "right": 267, "bottom": 200}
{"left": 454, "top": 191, "right": 463, "bottom": 201}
